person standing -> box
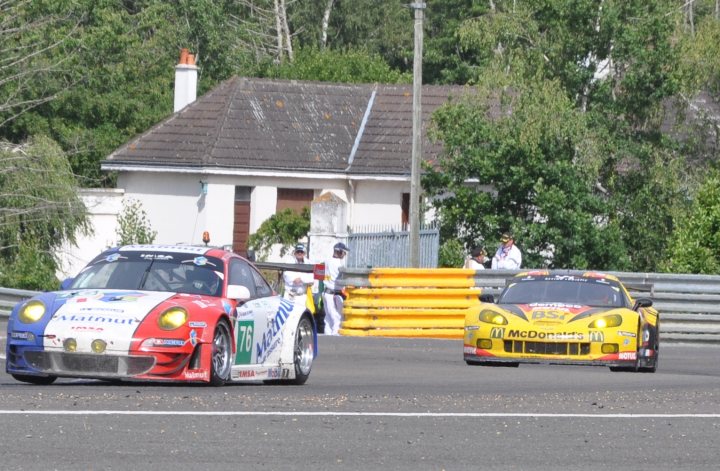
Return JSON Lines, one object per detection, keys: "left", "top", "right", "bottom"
{"left": 491, "top": 232, "right": 522, "bottom": 269}
{"left": 322, "top": 242, "right": 349, "bottom": 335}
{"left": 282, "top": 244, "right": 315, "bottom": 307}
{"left": 464, "top": 246, "right": 488, "bottom": 270}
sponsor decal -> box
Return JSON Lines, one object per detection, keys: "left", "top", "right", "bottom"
{"left": 185, "top": 370, "right": 208, "bottom": 380}
{"left": 189, "top": 321, "right": 207, "bottom": 328}
{"left": 619, "top": 351, "right": 637, "bottom": 360}
{"left": 507, "top": 330, "right": 584, "bottom": 340}
{"left": 190, "top": 330, "right": 198, "bottom": 346}
{"left": 77, "top": 307, "right": 123, "bottom": 313}
{"left": 52, "top": 314, "right": 139, "bottom": 325}
{"left": 589, "top": 331, "right": 605, "bottom": 342}
{"left": 194, "top": 256, "right": 208, "bottom": 266}
{"left": 531, "top": 310, "right": 567, "bottom": 321}
{"left": 106, "top": 253, "right": 121, "bottom": 263}
{"left": 529, "top": 302, "right": 582, "bottom": 309}
{"left": 10, "top": 331, "right": 33, "bottom": 340}
{"left": 465, "top": 325, "right": 479, "bottom": 331}
{"left": 70, "top": 326, "right": 104, "bottom": 332}
{"left": 617, "top": 330, "right": 636, "bottom": 338}
{"left": 265, "top": 368, "right": 290, "bottom": 379}
{"left": 141, "top": 254, "right": 173, "bottom": 261}
{"left": 463, "top": 346, "right": 476, "bottom": 354}
{"left": 490, "top": 327, "right": 505, "bottom": 339}
{"left": 151, "top": 338, "right": 186, "bottom": 347}
{"left": 222, "top": 299, "right": 233, "bottom": 315}
{"left": 256, "top": 299, "right": 294, "bottom": 363}
{"left": 236, "top": 370, "right": 257, "bottom": 378}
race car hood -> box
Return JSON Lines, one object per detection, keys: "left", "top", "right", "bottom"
{"left": 40, "top": 289, "right": 178, "bottom": 353}
{"left": 497, "top": 303, "right": 623, "bottom": 325}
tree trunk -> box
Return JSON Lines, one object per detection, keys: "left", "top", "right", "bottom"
{"left": 321, "top": 0, "right": 335, "bottom": 49}
{"left": 279, "top": 0, "right": 293, "bottom": 61}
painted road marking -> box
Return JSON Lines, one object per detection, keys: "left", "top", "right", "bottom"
{"left": 0, "top": 410, "right": 718, "bottom": 418}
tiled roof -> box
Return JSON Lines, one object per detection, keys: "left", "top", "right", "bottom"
{"left": 104, "top": 77, "right": 471, "bottom": 177}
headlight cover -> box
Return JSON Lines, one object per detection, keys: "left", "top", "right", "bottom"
{"left": 479, "top": 309, "right": 508, "bottom": 325}
{"left": 158, "top": 307, "right": 188, "bottom": 330}
{"left": 588, "top": 314, "right": 623, "bottom": 329}
{"left": 19, "top": 300, "right": 46, "bottom": 324}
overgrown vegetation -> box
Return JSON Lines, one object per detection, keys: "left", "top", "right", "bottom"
{"left": 248, "top": 208, "right": 311, "bottom": 261}
{"left": 116, "top": 198, "right": 157, "bottom": 245}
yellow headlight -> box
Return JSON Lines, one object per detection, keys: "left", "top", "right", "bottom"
{"left": 589, "top": 314, "right": 622, "bottom": 329}
{"left": 63, "top": 338, "right": 77, "bottom": 352}
{"left": 91, "top": 339, "right": 107, "bottom": 353}
{"left": 19, "top": 301, "right": 46, "bottom": 324}
{"left": 479, "top": 310, "right": 508, "bottom": 325}
{"left": 158, "top": 308, "right": 188, "bottom": 330}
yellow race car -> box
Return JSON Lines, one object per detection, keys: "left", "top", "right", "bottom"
{"left": 464, "top": 271, "right": 659, "bottom": 372}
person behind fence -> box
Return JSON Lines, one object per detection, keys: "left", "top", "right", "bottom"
{"left": 464, "top": 246, "right": 488, "bottom": 270}
{"left": 282, "top": 243, "right": 315, "bottom": 307}
{"left": 491, "top": 232, "right": 522, "bottom": 269}
{"left": 322, "top": 242, "right": 349, "bottom": 336}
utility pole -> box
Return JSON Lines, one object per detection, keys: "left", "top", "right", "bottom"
{"left": 409, "top": 1, "right": 425, "bottom": 268}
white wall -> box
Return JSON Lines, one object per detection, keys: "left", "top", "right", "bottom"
{"left": 57, "top": 188, "right": 124, "bottom": 279}
{"left": 351, "top": 180, "right": 407, "bottom": 229}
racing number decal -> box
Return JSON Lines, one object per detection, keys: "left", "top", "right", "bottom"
{"left": 235, "top": 320, "right": 254, "bottom": 364}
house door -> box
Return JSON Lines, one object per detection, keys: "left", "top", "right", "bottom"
{"left": 233, "top": 186, "right": 252, "bottom": 256}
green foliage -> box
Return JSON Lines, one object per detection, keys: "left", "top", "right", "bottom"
{"left": 0, "top": 238, "right": 60, "bottom": 291}
{"left": 438, "top": 239, "right": 465, "bottom": 268}
{"left": 263, "top": 47, "right": 410, "bottom": 84}
{"left": 0, "top": 136, "right": 88, "bottom": 289}
{"left": 247, "top": 208, "right": 311, "bottom": 261}
{"left": 663, "top": 171, "right": 720, "bottom": 274}
{"left": 116, "top": 198, "right": 157, "bottom": 245}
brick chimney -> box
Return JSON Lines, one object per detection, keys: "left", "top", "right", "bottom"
{"left": 174, "top": 48, "right": 198, "bottom": 112}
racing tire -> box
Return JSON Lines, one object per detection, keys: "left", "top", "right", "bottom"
{"left": 265, "top": 314, "right": 315, "bottom": 386}
{"left": 11, "top": 374, "right": 57, "bottom": 385}
{"left": 209, "top": 320, "right": 233, "bottom": 386}
{"left": 639, "top": 319, "right": 659, "bottom": 373}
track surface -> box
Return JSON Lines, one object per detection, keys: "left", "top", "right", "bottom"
{"left": 1, "top": 322, "right": 719, "bottom": 470}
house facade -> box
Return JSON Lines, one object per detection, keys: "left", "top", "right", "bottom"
{"left": 59, "top": 52, "right": 469, "bottom": 277}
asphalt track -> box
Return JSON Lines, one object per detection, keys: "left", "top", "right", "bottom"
{"left": 1, "top": 319, "right": 719, "bottom": 471}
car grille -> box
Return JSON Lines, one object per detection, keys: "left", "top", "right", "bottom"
{"left": 23, "top": 351, "right": 155, "bottom": 377}
{"left": 504, "top": 340, "right": 591, "bottom": 356}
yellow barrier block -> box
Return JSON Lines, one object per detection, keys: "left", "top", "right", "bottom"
{"left": 344, "top": 307, "right": 475, "bottom": 317}
{"left": 342, "top": 315, "right": 464, "bottom": 329}
{"left": 339, "top": 327, "right": 463, "bottom": 339}
{"left": 345, "top": 298, "right": 479, "bottom": 308}
{"left": 368, "top": 268, "right": 476, "bottom": 288}
{"left": 348, "top": 287, "right": 481, "bottom": 297}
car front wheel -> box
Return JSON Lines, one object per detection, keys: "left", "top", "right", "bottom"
{"left": 209, "top": 320, "right": 232, "bottom": 386}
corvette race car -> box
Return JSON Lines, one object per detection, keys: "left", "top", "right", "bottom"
{"left": 464, "top": 271, "right": 659, "bottom": 372}
{"left": 6, "top": 245, "right": 317, "bottom": 385}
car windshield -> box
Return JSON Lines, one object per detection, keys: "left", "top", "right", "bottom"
{"left": 499, "top": 279, "right": 626, "bottom": 308}
{"left": 69, "top": 251, "right": 225, "bottom": 297}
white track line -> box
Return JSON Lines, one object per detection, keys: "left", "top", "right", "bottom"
{"left": 0, "top": 410, "right": 718, "bottom": 418}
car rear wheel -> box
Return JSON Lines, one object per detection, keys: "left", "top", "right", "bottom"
{"left": 11, "top": 374, "right": 57, "bottom": 385}
{"left": 289, "top": 315, "right": 315, "bottom": 385}
{"left": 209, "top": 320, "right": 232, "bottom": 386}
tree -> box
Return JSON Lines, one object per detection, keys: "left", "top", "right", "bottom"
{"left": 248, "top": 207, "right": 310, "bottom": 260}
{"left": 663, "top": 171, "right": 720, "bottom": 274}
{"left": 116, "top": 198, "right": 157, "bottom": 245}
{"left": 0, "top": 136, "right": 89, "bottom": 289}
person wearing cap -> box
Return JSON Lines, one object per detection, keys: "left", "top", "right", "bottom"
{"left": 322, "top": 242, "right": 349, "bottom": 335}
{"left": 464, "top": 246, "right": 488, "bottom": 270}
{"left": 491, "top": 232, "right": 522, "bottom": 269}
{"left": 282, "top": 243, "right": 315, "bottom": 306}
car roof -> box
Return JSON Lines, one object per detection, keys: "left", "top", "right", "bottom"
{"left": 513, "top": 270, "right": 622, "bottom": 284}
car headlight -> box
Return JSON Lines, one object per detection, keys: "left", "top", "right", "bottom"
{"left": 19, "top": 300, "right": 46, "bottom": 324}
{"left": 479, "top": 309, "right": 508, "bottom": 325}
{"left": 158, "top": 307, "right": 188, "bottom": 330}
{"left": 588, "top": 314, "right": 623, "bottom": 329}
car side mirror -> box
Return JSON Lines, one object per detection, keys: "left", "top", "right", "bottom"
{"left": 60, "top": 278, "right": 74, "bottom": 290}
{"left": 226, "top": 284, "right": 251, "bottom": 301}
{"left": 479, "top": 293, "right": 495, "bottom": 304}
{"left": 632, "top": 297, "right": 653, "bottom": 310}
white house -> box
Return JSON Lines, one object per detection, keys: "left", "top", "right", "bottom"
{"left": 58, "top": 50, "right": 470, "bottom": 277}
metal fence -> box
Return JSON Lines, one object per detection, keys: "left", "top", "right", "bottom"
{"left": 338, "top": 268, "right": 720, "bottom": 345}
{"left": 346, "top": 225, "right": 439, "bottom": 268}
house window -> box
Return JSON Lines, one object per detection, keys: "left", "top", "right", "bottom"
{"left": 277, "top": 188, "right": 314, "bottom": 214}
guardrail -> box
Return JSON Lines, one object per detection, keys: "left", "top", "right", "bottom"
{"left": 338, "top": 268, "right": 720, "bottom": 344}
{"left": 0, "top": 287, "right": 41, "bottom": 318}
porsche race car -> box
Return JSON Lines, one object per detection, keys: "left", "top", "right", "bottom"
{"left": 6, "top": 245, "right": 317, "bottom": 385}
{"left": 464, "top": 271, "right": 659, "bottom": 372}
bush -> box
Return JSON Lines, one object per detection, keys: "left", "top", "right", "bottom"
{"left": 438, "top": 239, "right": 466, "bottom": 268}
